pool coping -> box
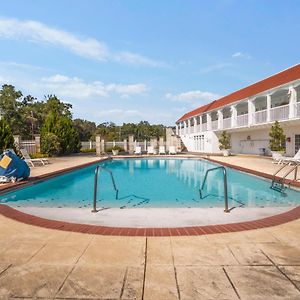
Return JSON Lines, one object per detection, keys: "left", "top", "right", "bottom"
{"left": 0, "top": 154, "right": 299, "bottom": 236}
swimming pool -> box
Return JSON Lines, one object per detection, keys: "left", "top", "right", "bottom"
{"left": 1, "top": 158, "right": 300, "bottom": 209}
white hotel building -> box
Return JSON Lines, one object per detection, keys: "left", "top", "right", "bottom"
{"left": 175, "top": 64, "right": 300, "bottom": 156}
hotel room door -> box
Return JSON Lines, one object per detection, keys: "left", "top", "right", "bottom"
{"left": 295, "top": 134, "right": 300, "bottom": 154}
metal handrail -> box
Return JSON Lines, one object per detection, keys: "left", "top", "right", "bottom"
{"left": 271, "top": 162, "right": 300, "bottom": 193}
{"left": 199, "top": 166, "right": 229, "bottom": 213}
{"left": 92, "top": 165, "right": 119, "bottom": 213}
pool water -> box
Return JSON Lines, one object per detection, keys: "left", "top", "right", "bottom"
{"left": 1, "top": 158, "right": 300, "bottom": 209}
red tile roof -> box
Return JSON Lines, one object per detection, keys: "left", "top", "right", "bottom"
{"left": 177, "top": 64, "right": 300, "bottom": 122}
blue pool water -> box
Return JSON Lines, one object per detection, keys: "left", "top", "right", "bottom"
{"left": 0, "top": 158, "right": 300, "bottom": 208}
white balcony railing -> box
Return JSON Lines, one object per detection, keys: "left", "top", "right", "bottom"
{"left": 297, "top": 102, "right": 300, "bottom": 117}
{"left": 270, "top": 104, "right": 289, "bottom": 121}
{"left": 202, "top": 122, "right": 207, "bottom": 131}
{"left": 255, "top": 109, "right": 267, "bottom": 124}
{"left": 211, "top": 120, "right": 218, "bottom": 130}
{"left": 237, "top": 114, "right": 248, "bottom": 127}
{"left": 223, "top": 118, "right": 231, "bottom": 129}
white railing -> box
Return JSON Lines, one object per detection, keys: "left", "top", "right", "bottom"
{"left": 297, "top": 102, "right": 300, "bottom": 117}
{"left": 211, "top": 120, "right": 218, "bottom": 130}
{"left": 20, "top": 140, "right": 36, "bottom": 154}
{"left": 270, "top": 104, "right": 289, "bottom": 121}
{"left": 255, "top": 109, "right": 267, "bottom": 124}
{"left": 202, "top": 122, "right": 207, "bottom": 131}
{"left": 237, "top": 114, "right": 248, "bottom": 127}
{"left": 81, "top": 141, "right": 96, "bottom": 150}
{"left": 223, "top": 118, "right": 231, "bottom": 129}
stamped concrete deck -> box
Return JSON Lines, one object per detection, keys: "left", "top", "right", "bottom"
{"left": 0, "top": 154, "right": 300, "bottom": 299}
{"left": 0, "top": 213, "right": 300, "bottom": 299}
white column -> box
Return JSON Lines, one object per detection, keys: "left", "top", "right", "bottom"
{"left": 231, "top": 105, "right": 237, "bottom": 128}
{"left": 187, "top": 119, "right": 191, "bottom": 134}
{"left": 217, "top": 110, "right": 223, "bottom": 130}
{"left": 289, "top": 85, "right": 297, "bottom": 119}
{"left": 175, "top": 124, "right": 179, "bottom": 135}
{"left": 193, "top": 117, "right": 197, "bottom": 133}
{"left": 183, "top": 121, "right": 187, "bottom": 135}
{"left": 267, "top": 93, "right": 271, "bottom": 122}
{"left": 199, "top": 115, "right": 203, "bottom": 132}
{"left": 248, "top": 98, "right": 255, "bottom": 126}
{"left": 207, "top": 113, "right": 212, "bottom": 131}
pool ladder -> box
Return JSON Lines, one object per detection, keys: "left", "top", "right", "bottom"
{"left": 271, "top": 162, "right": 300, "bottom": 195}
{"left": 92, "top": 165, "right": 119, "bottom": 212}
{"left": 199, "top": 166, "right": 230, "bottom": 213}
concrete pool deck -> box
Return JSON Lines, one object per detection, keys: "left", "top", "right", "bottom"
{"left": 0, "top": 154, "right": 300, "bottom": 298}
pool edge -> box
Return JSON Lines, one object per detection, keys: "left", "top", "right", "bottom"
{"left": 0, "top": 204, "right": 299, "bottom": 236}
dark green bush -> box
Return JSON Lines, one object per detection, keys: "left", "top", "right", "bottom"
{"left": 0, "top": 118, "right": 15, "bottom": 153}
{"left": 41, "top": 132, "right": 61, "bottom": 156}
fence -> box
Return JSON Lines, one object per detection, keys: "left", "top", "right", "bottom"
{"left": 19, "top": 140, "right": 36, "bottom": 155}
{"left": 80, "top": 141, "right": 96, "bottom": 150}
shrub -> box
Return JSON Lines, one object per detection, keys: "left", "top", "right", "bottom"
{"left": 269, "top": 121, "right": 286, "bottom": 152}
{"left": 219, "top": 131, "right": 231, "bottom": 150}
{"left": 0, "top": 118, "right": 15, "bottom": 153}
{"left": 106, "top": 146, "right": 124, "bottom": 152}
{"left": 41, "top": 132, "right": 61, "bottom": 156}
{"left": 80, "top": 148, "right": 96, "bottom": 153}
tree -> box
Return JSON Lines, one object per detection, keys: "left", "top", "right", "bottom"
{"left": 41, "top": 96, "right": 80, "bottom": 155}
{"left": 219, "top": 131, "right": 231, "bottom": 150}
{"left": 0, "top": 117, "right": 15, "bottom": 153}
{"left": 269, "top": 121, "right": 286, "bottom": 151}
{"left": 0, "top": 84, "right": 24, "bottom": 135}
{"left": 73, "top": 119, "right": 96, "bottom": 141}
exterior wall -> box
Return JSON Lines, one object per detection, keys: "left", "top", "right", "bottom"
{"left": 229, "top": 124, "right": 300, "bottom": 156}
{"left": 181, "top": 131, "right": 221, "bottom": 153}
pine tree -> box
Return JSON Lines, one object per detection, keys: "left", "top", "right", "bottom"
{"left": 0, "top": 117, "right": 15, "bottom": 153}
{"left": 219, "top": 131, "right": 231, "bottom": 150}
{"left": 269, "top": 121, "right": 286, "bottom": 151}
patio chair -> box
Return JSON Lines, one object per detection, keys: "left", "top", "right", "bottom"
{"left": 168, "top": 146, "right": 177, "bottom": 155}
{"left": 147, "top": 146, "right": 155, "bottom": 155}
{"left": 281, "top": 149, "right": 300, "bottom": 165}
{"left": 271, "top": 152, "right": 284, "bottom": 164}
{"left": 134, "top": 146, "right": 142, "bottom": 155}
{"left": 20, "top": 148, "right": 49, "bottom": 167}
{"left": 159, "top": 146, "right": 166, "bottom": 155}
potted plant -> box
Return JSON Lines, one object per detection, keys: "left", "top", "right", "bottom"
{"left": 219, "top": 131, "right": 231, "bottom": 156}
{"left": 269, "top": 121, "right": 286, "bottom": 155}
{"left": 109, "top": 145, "right": 124, "bottom": 156}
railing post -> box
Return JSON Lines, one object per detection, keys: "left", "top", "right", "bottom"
{"left": 92, "top": 166, "right": 99, "bottom": 212}
{"left": 223, "top": 168, "right": 229, "bottom": 213}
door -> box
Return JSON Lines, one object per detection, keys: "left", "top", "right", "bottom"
{"left": 295, "top": 134, "right": 300, "bottom": 154}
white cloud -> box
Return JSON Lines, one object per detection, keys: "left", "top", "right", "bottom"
{"left": 0, "top": 17, "right": 165, "bottom": 67}
{"left": 198, "top": 63, "right": 232, "bottom": 75}
{"left": 39, "top": 74, "right": 147, "bottom": 99}
{"left": 232, "top": 52, "right": 251, "bottom": 59}
{"left": 166, "top": 90, "right": 221, "bottom": 103}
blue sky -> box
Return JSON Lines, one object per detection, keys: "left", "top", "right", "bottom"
{"left": 0, "top": 0, "right": 299, "bottom": 125}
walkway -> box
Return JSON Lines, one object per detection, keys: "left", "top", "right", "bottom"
{"left": 0, "top": 154, "right": 299, "bottom": 299}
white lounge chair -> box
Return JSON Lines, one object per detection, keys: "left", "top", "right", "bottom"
{"left": 134, "top": 146, "right": 142, "bottom": 155}
{"left": 147, "top": 146, "right": 155, "bottom": 155}
{"left": 272, "top": 152, "right": 284, "bottom": 164}
{"left": 159, "top": 146, "right": 166, "bottom": 155}
{"left": 20, "top": 148, "right": 49, "bottom": 167}
{"left": 168, "top": 146, "right": 177, "bottom": 155}
{"left": 281, "top": 149, "right": 300, "bottom": 165}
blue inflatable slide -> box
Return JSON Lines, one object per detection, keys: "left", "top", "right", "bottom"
{"left": 0, "top": 150, "right": 30, "bottom": 182}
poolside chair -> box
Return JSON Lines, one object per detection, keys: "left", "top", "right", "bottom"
{"left": 147, "top": 146, "right": 155, "bottom": 155}
{"left": 20, "top": 148, "right": 49, "bottom": 167}
{"left": 134, "top": 146, "right": 142, "bottom": 155}
{"left": 168, "top": 146, "right": 177, "bottom": 155}
{"left": 159, "top": 146, "right": 166, "bottom": 155}
{"left": 271, "top": 152, "right": 284, "bottom": 164}
{"left": 281, "top": 149, "right": 300, "bottom": 165}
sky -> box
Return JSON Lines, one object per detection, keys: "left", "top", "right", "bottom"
{"left": 0, "top": 0, "right": 299, "bottom": 125}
